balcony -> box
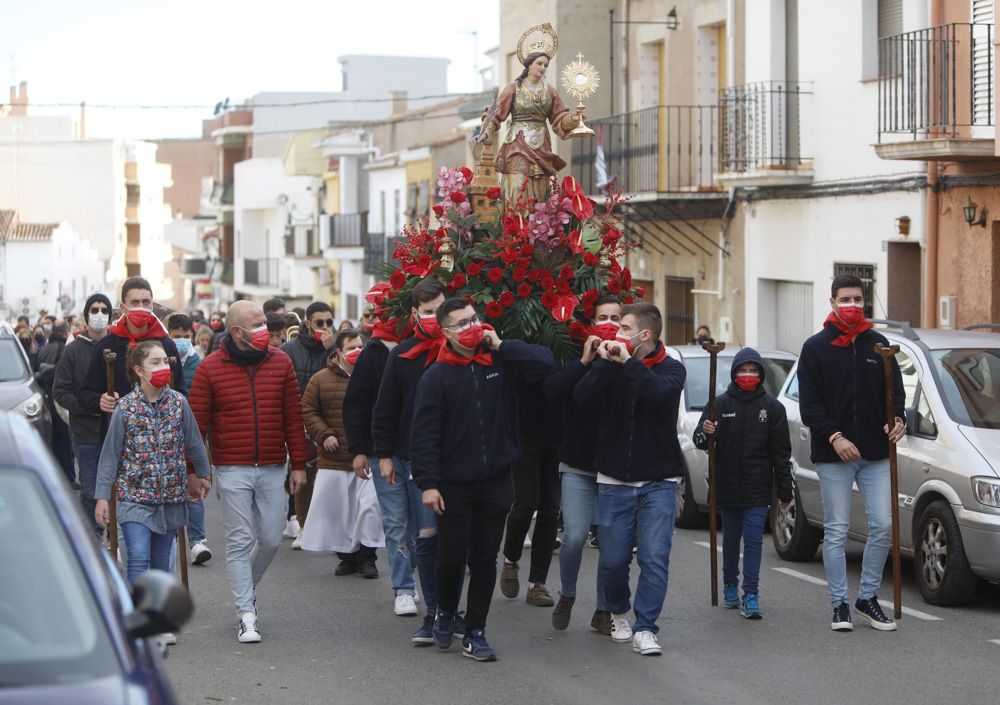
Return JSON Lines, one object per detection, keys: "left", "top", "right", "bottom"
{"left": 363, "top": 232, "right": 400, "bottom": 275}
{"left": 717, "top": 81, "right": 813, "bottom": 186}
{"left": 326, "top": 213, "right": 366, "bottom": 248}
{"left": 180, "top": 256, "right": 208, "bottom": 277}
{"left": 243, "top": 258, "right": 280, "bottom": 288}
{"left": 876, "top": 23, "right": 995, "bottom": 161}
{"left": 569, "top": 106, "right": 720, "bottom": 197}
{"left": 209, "top": 179, "right": 234, "bottom": 207}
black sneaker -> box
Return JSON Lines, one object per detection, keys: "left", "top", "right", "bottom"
{"left": 357, "top": 560, "right": 379, "bottom": 579}
{"left": 831, "top": 602, "right": 853, "bottom": 632}
{"left": 854, "top": 596, "right": 897, "bottom": 631}
{"left": 453, "top": 610, "right": 466, "bottom": 638}
{"left": 433, "top": 610, "right": 455, "bottom": 650}
{"left": 334, "top": 560, "right": 357, "bottom": 576}
{"left": 412, "top": 613, "right": 435, "bottom": 646}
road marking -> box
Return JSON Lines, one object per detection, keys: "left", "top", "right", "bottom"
{"left": 693, "top": 540, "right": 739, "bottom": 556}
{"left": 772, "top": 566, "right": 828, "bottom": 586}
{"left": 988, "top": 639, "right": 1000, "bottom": 646}
{"left": 881, "top": 601, "right": 943, "bottom": 622}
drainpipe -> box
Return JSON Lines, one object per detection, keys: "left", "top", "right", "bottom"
{"left": 924, "top": 0, "right": 942, "bottom": 328}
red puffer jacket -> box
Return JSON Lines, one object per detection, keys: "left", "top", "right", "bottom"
{"left": 188, "top": 344, "right": 308, "bottom": 470}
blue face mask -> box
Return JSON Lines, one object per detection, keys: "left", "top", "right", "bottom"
{"left": 173, "top": 338, "right": 193, "bottom": 356}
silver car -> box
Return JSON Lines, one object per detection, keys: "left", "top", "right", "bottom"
{"left": 772, "top": 323, "right": 1000, "bottom": 606}
{"left": 668, "top": 345, "right": 797, "bottom": 528}
{"left": 0, "top": 322, "right": 51, "bottom": 443}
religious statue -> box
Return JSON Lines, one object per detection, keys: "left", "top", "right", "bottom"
{"left": 477, "top": 23, "right": 586, "bottom": 207}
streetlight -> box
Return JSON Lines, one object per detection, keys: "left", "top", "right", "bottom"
{"left": 609, "top": 6, "right": 681, "bottom": 114}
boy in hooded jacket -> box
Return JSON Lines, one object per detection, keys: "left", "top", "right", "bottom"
{"left": 693, "top": 347, "right": 793, "bottom": 619}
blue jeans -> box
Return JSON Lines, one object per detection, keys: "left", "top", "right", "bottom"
{"left": 598, "top": 480, "right": 677, "bottom": 634}
{"left": 720, "top": 505, "right": 769, "bottom": 596}
{"left": 372, "top": 458, "right": 439, "bottom": 612}
{"left": 187, "top": 498, "right": 206, "bottom": 544}
{"left": 121, "top": 522, "right": 176, "bottom": 584}
{"left": 816, "top": 459, "right": 892, "bottom": 606}
{"left": 74, "top": 443, "right": 102, "bottom": 537}
{"left": 558, "top": 468, "right": 606, "bottom": 610}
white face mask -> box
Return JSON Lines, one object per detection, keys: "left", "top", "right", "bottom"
{"left": 89, "top": 313, "right": 109, "bottom": 332}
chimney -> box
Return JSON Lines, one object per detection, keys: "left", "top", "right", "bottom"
{"left": 11, "top": 81, "right": 27, "bottom": 117}
{"left": 390, "top": 90, "right": 408, "bottom": 116}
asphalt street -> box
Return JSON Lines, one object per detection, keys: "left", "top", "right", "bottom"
{"left": 165, "top": 492, "right": 1000, "bottom": 705}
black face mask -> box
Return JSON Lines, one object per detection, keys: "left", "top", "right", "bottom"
{"left": 34, "top": 334, "right": 46, "bottom": 345}
{"left": 19, "top": 337, "right": 31, "bottom": 352}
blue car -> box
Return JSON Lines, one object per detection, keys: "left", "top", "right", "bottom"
{"left": 0, "top": 414, "right": 192, "bottom": 704}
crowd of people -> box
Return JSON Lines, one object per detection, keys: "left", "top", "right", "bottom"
{"left": 10, "top": 272, "right": 905, "bottom": 661}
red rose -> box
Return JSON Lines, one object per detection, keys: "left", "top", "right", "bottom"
{"left": 569, "top": 321, "right": 588, "bottom": 341}
{"left": 432, "top": 204, "right": 444, "bottom": 217}
{"left": 499, "top": 291, "right": 515, "bottom": 308}
{"left": 519, "top": 244, "right": 534, "bottom": 257}
{"left": 466, "top": 262, "right": 482, "bottom": 276}
{"left": 609, "top": 257, "right": 622, "bottom": 274}
{"left": 449, "top": 272, "right": 467, "bottom": 290}
{"left": 464, "top": 294, "right": 474, "bottom": 304}
{"left": 541, "top": 291, "right": 559, "bottom": 308}
{"left": 583, "top": 305, "right": 595, "bottom": 318}
{"left": 450, "top": 191, "right": 467, "bottom": 204}
{"left": 556, "top": 279, "right": 571, "bottom": 294}
{"left": 607, "top": 278, "right": 622, "bottom": 294}
{"left": 517, "top": 283, "right": 532, "bottom": 298}
{"left": 460, "top": 167, "right": 474, "bottom": 185}
{"left": 584, "top": 252, "right": 599, "bottom": 266}
{"left": 486, "top": 186, "right": 502, "bottom": 200}
{"left": 487, "top": 267, "right": 504, "bottom": 284}
{"left": 603, "top": 227, "right": 622, "bottom": 244}
{"left": 582, "top": 288, "right": 599, "bottom": 306}
{"left": 636, "top": 286, "right": 645, "bottom": 298}
{"left": 500, "top": 249, "right": 517, "bottom": 264}
{"left": 527, "top": 270, "right": 542, "bottom": 283}
{"left": 515, "top": 258, "right": 530, "bottom": 270}
{"left": 623, "top": 294, "right": 635, "bottom": 304}
{"left": 622, "top": 267, "right": 633, "bottom": 289}
{"left": 540, "top": 275, "right": 556, "bottom": 291}
{"left": 485, "top": 301, "right": 504, "bottom": 318}
{"left": 512, "top": 268, "right": 527, "bottom": 281}
{"left": 389, "top": 270, "right": 406, "bottom": 289}
{"left": 559, "top": 265, "right": 575, "bottom": 280}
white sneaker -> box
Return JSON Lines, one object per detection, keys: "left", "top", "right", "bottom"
{"left": 413, "top": 589, "right": 420, "bottom": 604}
{"left": 632, "top": 630, "right": 662, "bottom": 656}
{"left": 291, "top": 534, "right": 304, "bottom": 551}
{"left": 190, "top": 540, "right": 212, "bottom": 565}
{"left": 394, "top": 593, "right": 418, "bottom": 617}
{"left": 156, "top": 632, "right": 177, "bottom": 646}
{"left": 238, "top": 612, "right": 261, "bottom": 643}
{"left": 283, "top": 517, "right": 300, "bottom": 539}
{"left": 610, "top": 613, "right": 633, "bottom": 643}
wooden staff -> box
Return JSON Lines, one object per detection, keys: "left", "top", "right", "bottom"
{"left": 102, "top": 349, "right": 119, "bottom": 560}
{"left": 875, "top": 343, "right": 902, "bottom": 620}
{"left": 167, "top": 356, "right": 190, "bottom": 590}
{"left": 702, "top": 341, "right": 726, "bottom": 607}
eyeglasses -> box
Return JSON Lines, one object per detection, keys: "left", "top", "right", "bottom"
{"left": 312, "top": 318, "right": 335, "bottom": 328}
{"left": 89, "top": 306, "right": 110, "bottom": 315}
{"left": 444, "top": 315, "right": 481, "bottom": 332}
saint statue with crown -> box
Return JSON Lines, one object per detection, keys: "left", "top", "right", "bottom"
{"left": 476, "top": 23, "right": 591, "bottom": 207}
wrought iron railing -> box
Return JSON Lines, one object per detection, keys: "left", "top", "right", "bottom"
{"left": 328, "top": 213, "right": 366, "bottom": 247}
{"left": 719, "top": 81, "right": 809, "bottom": 173}
{"left": 570, "top": 105, "right": 719, "bottom": 195}
{"left": 878, "top": 23, "right": 994, "bottom": 140}
{"left": 363, "top": 233, "right": 388, "bottom": 275}
{"left": 243, "top": 258, "right": 280, "bottom": 287}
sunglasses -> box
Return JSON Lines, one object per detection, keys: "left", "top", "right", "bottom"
{"left": 312, "top": 318, "right": 335, "bottom": 328}
{"left": 89, "top": 306, "right": 110, "bottom": 315}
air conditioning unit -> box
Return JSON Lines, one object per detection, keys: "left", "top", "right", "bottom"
{"left": 939, "top": 295, "right": 958, "bottom": 329}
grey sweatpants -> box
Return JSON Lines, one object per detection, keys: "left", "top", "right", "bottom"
{"left": 215, "top": 465, "right": 287, "bottom": 618}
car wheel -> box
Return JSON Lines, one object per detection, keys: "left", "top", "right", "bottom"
{"left": 914, "top": 500, "right": 979, "bottom": 606}
{"left": 771, "top": 480, "right": 822, "bottom": 561}
{"left": 674, "top": 467, "right": 704, "bottom": 529}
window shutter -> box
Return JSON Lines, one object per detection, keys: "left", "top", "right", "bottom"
{"left": 877, "top": 0, "right": 903, "bottom": 38}
{"left": 972, "top": 0, "right": 994, "bottom": 125}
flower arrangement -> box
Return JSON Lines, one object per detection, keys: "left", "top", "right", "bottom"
{"left": 375, "top": 166, "right": 642, "bottom": 360}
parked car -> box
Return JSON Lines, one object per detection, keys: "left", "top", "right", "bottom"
{"left": 772, "top": 323, "right": 1000, "bottom": 606}
{"left": 0, "top": 413, "right": 192, "bottom": 704}
{"left": 670, "top": 344, "right": 797, "bottom": 527}
{"left": 0, "top": 322, "right": 51, "bottom": 443}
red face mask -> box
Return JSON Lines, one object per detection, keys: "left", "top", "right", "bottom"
{"left": 416, "top": 314, "right": 441, "bottom": 339}
{"left": 313, "top": 330, "right": 324, "bottom": 342}
{"left": 126, "top": 307, "right": 156, "bottom": 330}
{"left": 242, "top": 325, "right": 269, "bottom": 351}
{"left": 734, "top": 372, "right": 760, "bottom": 392}
{"left": 343, "top": 348, "right": 362, "bottom": 366}
{"left": 593, "top": 321, "right": 620, "bottom": 341}
{"left": 615, "top": 330, "right": 642, "bottom": 355}
{"left": 455, "top": 324, "right": 484, "bottom": 350}
{"left": 146, "top": 366, "right": 172, "bottom": 389}
{"left": 209, "top": 320, "right": 223, "bottom": 331}
{"left": 836, "top": 304, "right": 865, "bottom": 327}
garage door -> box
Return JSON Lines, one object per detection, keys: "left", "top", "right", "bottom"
{"left": 775, "top": 281, "right": 813, "bottom": 354}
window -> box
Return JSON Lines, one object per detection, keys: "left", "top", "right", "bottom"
{"left": 913, "top": 386, "right": 938, "bottom": 437}
{"left": 785, "top": 371, "right": 799, "bottom": 400}
{"left": 931, "top": 348, "right": 1000, "bottom": 429}
{"left": 833, "top": 263, "right": 876, "bottom": 319}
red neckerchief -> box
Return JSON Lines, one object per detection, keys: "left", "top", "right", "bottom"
{"left": 107, "top": 312, "right": 170, "bottom": 350}
{"left": 642, "top": 342, "right": 668, "bottom": 368}
{"left": 823, "top": 312, "right": 873, "bottom": 348}
{"left": 399, "top": 330, "right": 446, "bottom": 367}
{"left": 372, "top": 318, "right": 413, "bottom": 344}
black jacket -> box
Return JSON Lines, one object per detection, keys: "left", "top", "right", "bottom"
{"left": 693, "top": 348, "right": 793, "bottom": 507}
{"left": 281, "top": 334, "right": 329, "bottom": 394}
{"left": 798, "top": 324, "right": 905, "bottom": 464}
{"left": 343, "top": 337, "right": 393, "bottom": 458}
{"left": 574, "top": 344, "right": 686, "bottom": 482}
{"left": 544, "top": 359, "right": 600, "bottom": 472}
{"left": 77, "top": 333, "right": 185, "bottom": 438}
{"left": 410, "top": 339, "right": 554, "bottom": 490}
{"left": 519, "top": 371, "right": 563, "bottom": 444}
{"left": 52, "top": 335, "right": 103, "bottom": 445}
{"left": 371, "top": 337, "right": 435, "bottom": 461}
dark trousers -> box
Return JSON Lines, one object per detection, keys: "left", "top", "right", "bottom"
{"left": 338, "top": 545, "right": 377, "bottom": 564}
{"left": 436, "top": 470, "right": 513, "bottom": 632}
{"left": 502, "top": 437, "right": 561, "bottom": 584}
{"left": 51, "top": 411, "right": 75, "bottom": 486}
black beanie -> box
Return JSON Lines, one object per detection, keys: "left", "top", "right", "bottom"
{"left": 83, "top": 292, "right": 113, "bottom": 325}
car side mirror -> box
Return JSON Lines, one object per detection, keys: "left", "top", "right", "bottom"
{"left": 904, "top": 408, "right": 917, "bottom": 435}
{"left": 124, "top": 570, "right": 194, "bottom": 640}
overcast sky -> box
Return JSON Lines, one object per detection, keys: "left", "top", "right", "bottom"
{"left": 2, "top": 0, "right": 500, "bottom": 140}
